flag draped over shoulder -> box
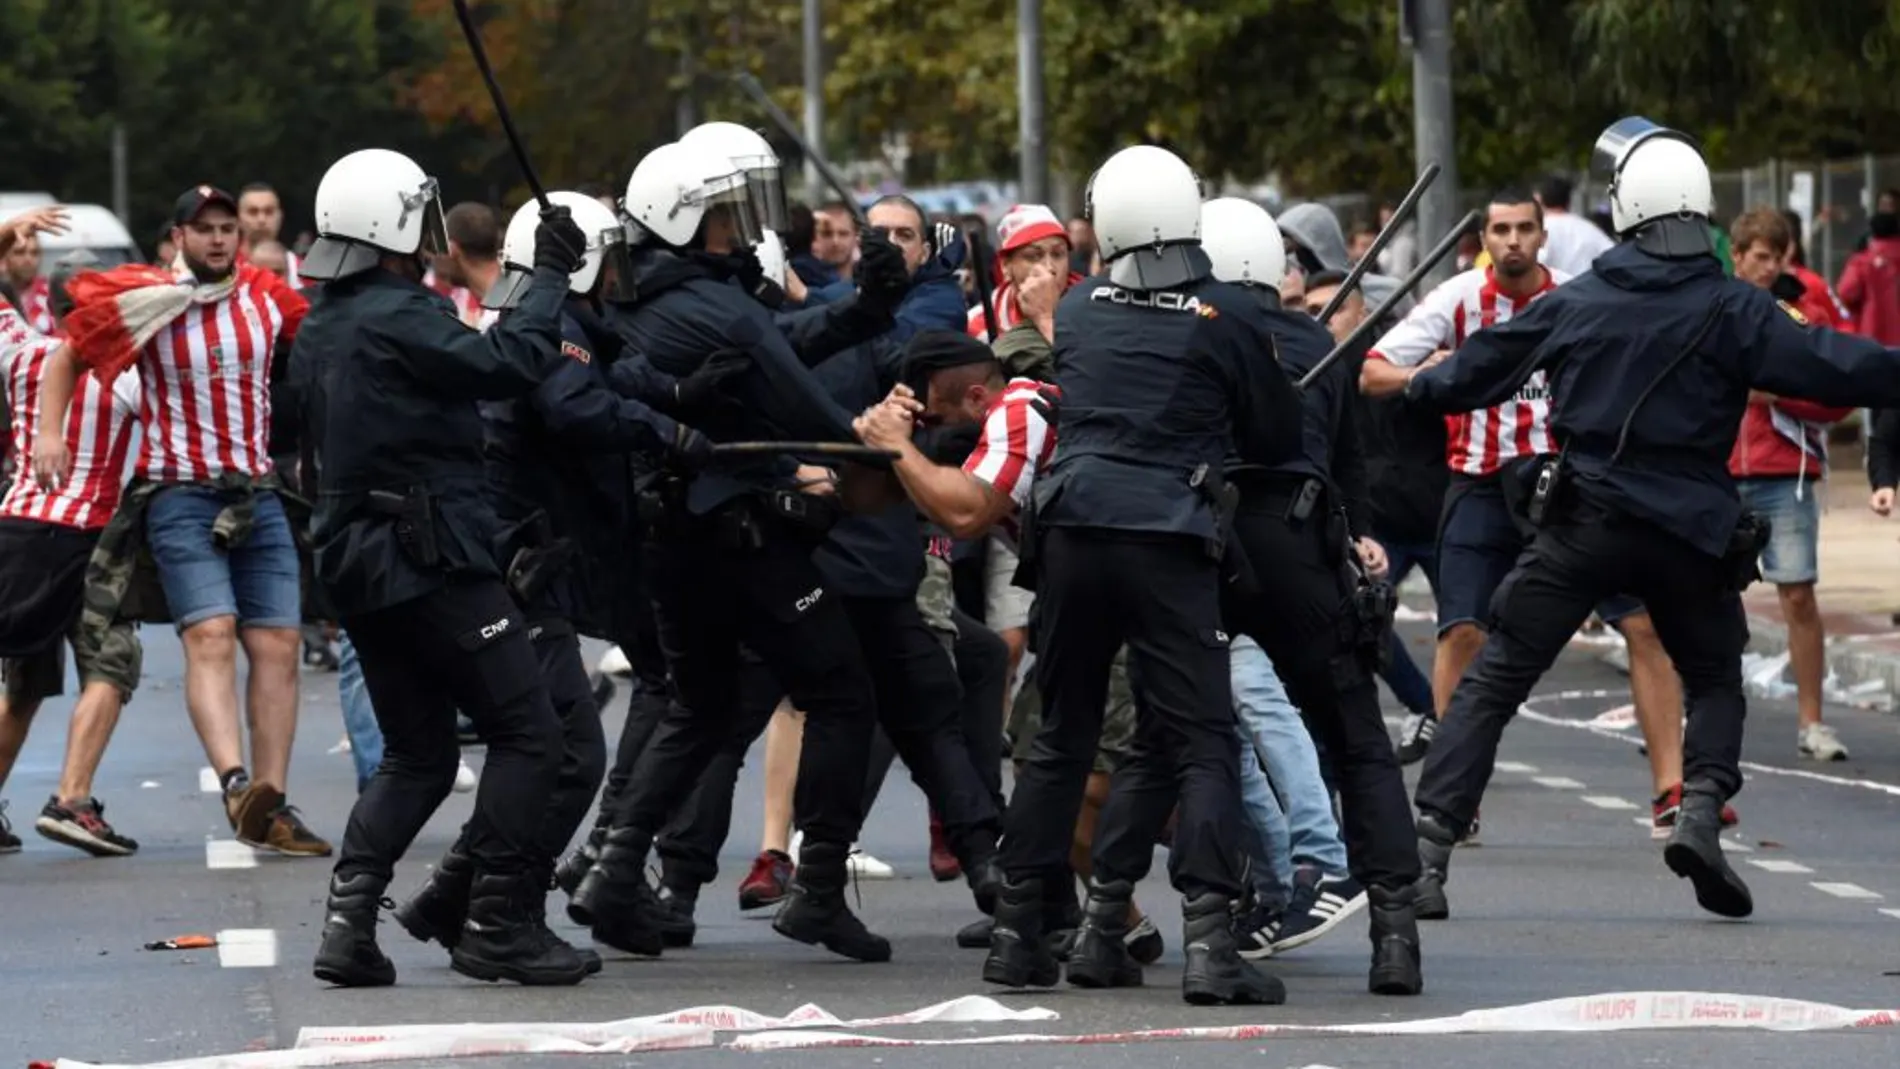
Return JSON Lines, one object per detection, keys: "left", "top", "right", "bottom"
{"left": 63, "top": 265, "right": 238, "bottom": 386}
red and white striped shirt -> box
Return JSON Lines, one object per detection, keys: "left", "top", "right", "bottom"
{"left": 134, "top": 264, "right": 302, "bottom": 483}
{"left": 1367, "top": 265, "right": 1569, "bottom": 477}
{"left": 2, "top": 338, "right": 141, "bottom": 529}
{"left": 963, "top": 377, "right": 1059, "bottom": 540}
{"left": 424, "top": 268, "right": 484, "bottom": 327}
{"left": 14, "top": 277, "right": 55, "bottom": 335}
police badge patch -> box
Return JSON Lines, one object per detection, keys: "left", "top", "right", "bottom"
{"left": 1776, "top": 299, "right": 1810, "bottom": 326}
{"left": 560, "top": 340, "right": 592, "bottom": 364}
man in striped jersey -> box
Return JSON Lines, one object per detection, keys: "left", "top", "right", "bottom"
{"left": 0, "top": 253, "right": 143, "bottom": 857}
{"left": 1358, "top": 189, "right": 1697, "bottom": 848}
{"left": 31, "top": 186, "right": 329, "bottom": 859}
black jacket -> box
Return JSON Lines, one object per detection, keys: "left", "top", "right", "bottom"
{"left": 1353, "top": 312, "right": 1448, "bottom": 545}
{"left": 1037, "top": 272, "right": 1304, "bottom": 539}
{"left": 1410, "top": 243, "right": 1900, "bottom": 557}
{"left": 1871, "top": 408, "right": 1899, "bottom": 492}
{"left": 289, "top": 265, "right": 567, "bottom": 617}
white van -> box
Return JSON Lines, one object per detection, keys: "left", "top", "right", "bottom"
{"left": 0, "top": 200, "right": 143, "bottom": 269}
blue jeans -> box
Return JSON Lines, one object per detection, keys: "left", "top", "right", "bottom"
{"left": 145, "top": 487, "right": 302, "bottom": 630}
{"left": 1231, "top": 635, "right": 1348, "bottom": 902}
{"left": 336, "top": 633, "right": 384, "bottom": 792}
{"left": 1379, "top": 540, "right": 1438, "bottom": 715}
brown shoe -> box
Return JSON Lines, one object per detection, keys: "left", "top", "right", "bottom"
{"left": 260, "top": 804, "right": 332, "bottom": 857}
{"left": 232, "top": 783, "right": 285, "bottom": 847}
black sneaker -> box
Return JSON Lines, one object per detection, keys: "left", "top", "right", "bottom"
{"left": 1233, "top": 900, "right": 1282, "bottom": 961}
{"left": 1124, "top": 914, "right": 1164, "bottom": 964}
{"left": 1395, "top": 714, "right": 1437, "bottom": 765}
{"left": 0, "top": 801, "right": 20, "bottom": 854}
{"left": 35, "top": 797, "right": 138, "bottom": 857}
{"left": 1271, "top": 870, "right": 1367, "bottom": 954}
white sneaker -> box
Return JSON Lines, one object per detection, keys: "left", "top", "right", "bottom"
{"left": 452, "top": 759, "right": 478, "bottom": 793}
{"left": 847, "top": 844, "right": 896, "bottom": 879}
{"left": 597, "top": 645, "right": 632, "bottom": 677}
{"left": 1798, "top": 722, "right": 1849, "bottom": 762}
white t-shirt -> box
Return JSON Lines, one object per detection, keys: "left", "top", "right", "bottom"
{"left": 1540, "top": 212, "right": 1614, "bottom": 277}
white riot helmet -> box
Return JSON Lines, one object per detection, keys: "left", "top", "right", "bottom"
{"left": 619, "top": 140, "right": 762, "bottom": 251}
{"left": 302, "top": 148, "right": 448, "bottom": 281}
{"left": 1198, "top": 198, "right": 1287, "bottom": 292}
{"left": 1593, "top": 117, "right": 1714, "bottom": 254}
{"left": 484, "top": 191, "right": 625, "bottom": 310}
{"left": 1085, "top": 145, "right": 1208, "bottom": 290}
{"left": 755, "top": 229, "right": 789, "bottom": 289}
{"left": 679, "top": 121, "right": 789, "bottom": 232}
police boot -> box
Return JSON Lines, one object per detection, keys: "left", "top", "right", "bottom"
{"left": 1180, "top": 893, "right": 1286, "bottom": 1006}
{"left": 450, "top": 872, "right": 591, "bottom": 986}
{"left": 1366, "top": 883, "right": 1424, "bottom": 996}
{"left": 963, "top": 841, "right": 1003, "bottom": 916}
{"left": 553, "top": 827, "right": 604, "bottom": 896}
{"left": 1065, "top": 879, "right": 1142, "bottom": 989}
{"left": 772, "top": 841, "right": 892, "bottom": 962}
{"left": 981, "top": 876, "right": 1060, "bottom": 988}
{"left": 655, "top": 882, "right": 698, "bottom": 949}
{"left": 1046, "top": 876, "right": 1084, "bottom": 961}
{"left": 1663, "top": 781, "right": 1753, "bottom": 919}
{"left": 392, "top": 843, "right": 474, "bottom": 950}
{"left": 1414, "top": 811, "right": 1457, "bottom": 921}
{"left": 312, "top": 871, "right": 397, "bottom": 988}
{"left": 532, "top": 865, "right": 601, "bottom": 976}
{"left": 572, "top": 827, "right": 667, "bottom": 956}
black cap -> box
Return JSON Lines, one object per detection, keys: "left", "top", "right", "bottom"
{"left": 900, "top": 330, "right": 999, "bottom": 396}
{"left": 173, "top": 185, "right": 239, "bottom": 226}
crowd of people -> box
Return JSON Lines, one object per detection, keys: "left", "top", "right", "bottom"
{"left": 0, "top": 114, "right": 1896, "bottom": 1006}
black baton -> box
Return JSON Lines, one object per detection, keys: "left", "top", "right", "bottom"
{"left": 451, "top": 0, "right": 549, "bottom": 210}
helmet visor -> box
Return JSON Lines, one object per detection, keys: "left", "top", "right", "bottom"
{"left": 702, "top": 170, "right": 765, "bottom": 248}
{"left": 482, "top": 264, "right": 533, "bottom": 310}
{"left": 1591, "top": 117, "right": 1689, "bottom": 184}
{"left": 406, "top": 176, "right": 449, "bottom": 258}
{"left": 735, "top": 155, "right": 790, "bottom": 233}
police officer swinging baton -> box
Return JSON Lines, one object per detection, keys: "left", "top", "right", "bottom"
{"left": 1311, "top": 162, "right": 1439, "bottom": 326}
{"left": 451, "top": 0, "right": 550, "bottom": 211}
{"left": 1295, "top": 208, "right": 1482, "bottom": 390}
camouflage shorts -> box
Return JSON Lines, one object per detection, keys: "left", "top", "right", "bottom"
{"left": 1009, "top": 644, "right": 1137, "bottom": 775}
{"left": 916, "top": 552, "right": 958, "bottom": 653}
{"left": 2, "top": 617, "right": 141, "bottom": 706}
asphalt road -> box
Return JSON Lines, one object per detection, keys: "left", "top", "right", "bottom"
{"left": 5, "top": 623, "right": 1900, "bottom": 1069}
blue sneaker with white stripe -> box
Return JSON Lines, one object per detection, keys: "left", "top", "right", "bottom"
{"left": 1270, "top": 870, "right": 1367, "bottom": 954}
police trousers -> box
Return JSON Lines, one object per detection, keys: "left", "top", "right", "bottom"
{"left": 524, "top": 619, "right": 607, "bottom": 862}
{"left": 862, "top": 607, "right": 1011, "bottom": 818}
{"left": 603, "top": 510, "right": 877, "bottom": 851}
{"left": 1414, "top": 507, "right": 1750, "bottom": 834}
{"left": 1000, "top": 527, "right": 1247, "bottom": 900}
{"left": 597, "top": 598, "right": 670, "bottom": 826}
{"left": 335, "top": 578, "right": 562, "bottom": 882}
{"left": 1221, "top": 498, "right": 1419, "bottom": 891}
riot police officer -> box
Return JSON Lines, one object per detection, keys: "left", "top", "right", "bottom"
{"left": 387, "top": 191, "right": 704, "bottom": 965}
{"left": 1196, "top": 197, "right": 1423, "bottom": 996}
{"left": 1403, "top": 118, "right": 1900, "bottom": 921}
{"left": 293, "top": 148, "right": 592, "bottom": 987}
{"left": 986, "top": 145, "right": 1303, "bottom": 1006}
{"left": 567, "top": 140, "right": 897, "bottom": 963}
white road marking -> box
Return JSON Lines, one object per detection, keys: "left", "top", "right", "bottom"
{"left": 1746, "top": 859, "right": 1813, "bottom": 874}
{"left": 1721, "top": 839, "right": 1753, "bottom": 853}
{"left": 199, "top": 767, "right": 220, "bottom": 794}
{"left": 1532, "top": 776, "right": 1586, "bottom": 790}
{"left": 215, "top": 929, "right": 279, "bottom": 968}
{"left": 1810, "top": 882, "right": 1881, "bottom": 900}
{"left": 1494, "top": 761, "right": 1540, "bottom": 774}
{"left": 1878, "top": 908, "right": 1900, "bottom": 920}
{"left": 1581, "top": 795, "right": 1639, "bottom": 810}
{"left": 140, "top": 780, "right": 161, "bottom": 789}
{"left": 206, "top": 840, "right": 259, "bottom": 870}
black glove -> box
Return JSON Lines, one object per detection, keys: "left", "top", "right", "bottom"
{"left": 534, "top": 205, "right": 587, "bottom": 276}
{"left": 856, "top": 229, "right": 912, "bottom": 309}
{"left": 668, "top": 423, "right": 715, "bottom": 473}
{"left": 674, "top": 347, "right": 751, "bottom": 412}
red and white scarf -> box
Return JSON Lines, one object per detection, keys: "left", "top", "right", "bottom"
{"left": 62, "top": 264, "right": 239, "bottom": 384}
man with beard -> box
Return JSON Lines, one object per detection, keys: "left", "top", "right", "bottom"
{"left": 32, "top": 186, "right": 328, "bottom": 858}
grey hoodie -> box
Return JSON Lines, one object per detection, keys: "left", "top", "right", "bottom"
{"left": 1278, "top": 202, "right": 1416, "bottom": 318}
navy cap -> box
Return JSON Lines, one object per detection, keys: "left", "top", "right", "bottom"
{"left": 173, "top": 185, "right": 239, "bottom": 226}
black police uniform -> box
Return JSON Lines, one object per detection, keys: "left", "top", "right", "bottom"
{"left": 1216, "top": 304, "right": 1422, "bottom": 995}
{"left": 568, "top": 248, "right": 894, "bottom": 964}
{"left": 391, "top": 296, "right": 682, "bottom": 954}
{"left": 985, "top": 254, "right": 1303, "bottom": 1005}
{"left": 1405, "top": 239, "right": 1900, "bottom": 920}
{"left": 296, "top": 244, "right": 592, "bottom": 988}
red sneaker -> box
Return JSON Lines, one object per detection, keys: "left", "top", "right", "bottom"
{"left": 737, "top": 849, "right": 794, "bottom": 911}
{"left": 928, "top": 812, "right": 961, "bottom": 882}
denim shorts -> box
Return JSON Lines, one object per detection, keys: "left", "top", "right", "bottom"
{"left": 146, "top": 487, "right": 302, "bottom": 630}
{"left": 1437, "top": 478, "right": 1642, "bottom": 634}
{"left": 1737, "top": 477, "right": 1820, "bottom": 585}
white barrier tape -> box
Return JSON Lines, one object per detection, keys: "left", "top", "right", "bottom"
{"left": 293, "top": 993, "right": 1052, "bottom": 1048}
{"left": 728, "top": 991, "right": 1900, "bottom": 1052}
{"left": 50, "top": 996, "right": 1052, "bottom": 1069}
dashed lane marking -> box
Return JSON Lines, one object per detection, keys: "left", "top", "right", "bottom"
{"left": 1580, "top": 795, "right": 1640, "bottom": 810}
{"left": 1878, "top": 908, "right": 1900, "bottom": 920}
{"left": 1494, "top": 761, "right": 1540, "bottom": 773}
{"left": 198, "top": 766, "right": 220, "bottom": 794}
{"left": 1531, "top": 776, "right": 1586, "bottom": 790}
{"left": 206, "top": 840, "right": 259, "bottom": 870}
{"left": 216, "top": 928, "right": 279, "bottom": 968}
{"left": 1810, "top": 882, "right": 1882, "bottom": 900}
{"left": 1747, "top": 859, "right": 1814, "bottom": 874}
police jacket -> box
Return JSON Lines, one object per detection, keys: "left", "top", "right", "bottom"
{"left": 481, "top": 297, "right": 675, "bottom": 635}
{"left": 1035, "top": 271, "right": 1304, "bottom": 540}
{"left": 288, "top": 265, "right": 567, "bottom": 617}
{"left": 1354, "top": 312, "right": 1448, "bottom": 546}
{"left": 1409, "top": 242, "right": 1900, "bottom": 558}
{"left": 1225, "top": 303, "right": 1372, "bottom": 539}
{"left": 609, "top": 247, "right": 870, "bottom": 516}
